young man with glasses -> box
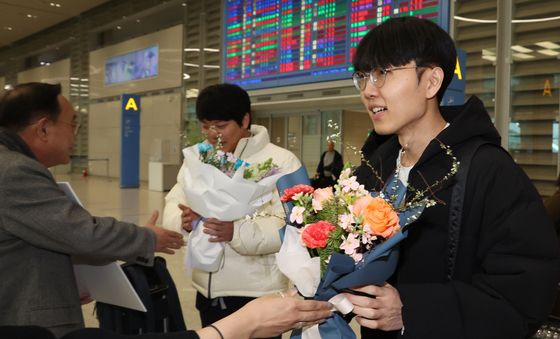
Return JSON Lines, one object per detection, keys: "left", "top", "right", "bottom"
{"left": 343, "top": 17, "right": 559, "bottom": 338}
{"left": 0, "top": 82, "right": 184, "bottom": 337}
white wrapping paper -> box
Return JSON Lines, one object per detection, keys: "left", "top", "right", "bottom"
{"left": 277, "top": 225, "right": 354, "bottom": 339}
{"left": 182, "top": 147, "right": 283, "bottom": 272}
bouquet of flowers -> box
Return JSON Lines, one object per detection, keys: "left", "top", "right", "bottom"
{"left": 182, "top": 142, "right": 282, "bottom": 272}
{"left": 276, "top": 144, "right": 458, "bottom": 339}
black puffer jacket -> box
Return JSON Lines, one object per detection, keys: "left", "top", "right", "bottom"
{"left": 355, "top": 96, "right": 559, "bottom": 339}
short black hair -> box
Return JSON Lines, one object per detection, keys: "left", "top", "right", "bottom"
{"left": 0, "top": 82, "right": 62, "bottom": 131}
{"left": 353, "top": 17, "right": 457, "bottom": 103}
{"left": 196, "top": 83, "right": 251, "bottom": 126}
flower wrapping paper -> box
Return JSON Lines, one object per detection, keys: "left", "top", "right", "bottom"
{"left": 182, "top": 147, "right": 284, "bottom": 272}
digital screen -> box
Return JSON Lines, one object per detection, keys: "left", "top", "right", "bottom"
{"left": 105, "top": 45, "right": 159, "bottom": 85}
{"left": 222, "top": 0, "right": 449, "bottom": 90}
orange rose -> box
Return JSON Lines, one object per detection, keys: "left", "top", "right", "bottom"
{"left": 352, "top": 196, "right": 400, "bottom": 239}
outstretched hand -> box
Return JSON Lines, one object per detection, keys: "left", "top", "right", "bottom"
{"left": 145, "top": 210, "right": 184, "bottom": 254}
{"left": 236, "top": 291, "right": 333, "bottom": 338}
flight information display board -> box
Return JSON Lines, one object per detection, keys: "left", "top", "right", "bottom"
{"left": 222, "top": 0, "right": 449, "bottom": 90}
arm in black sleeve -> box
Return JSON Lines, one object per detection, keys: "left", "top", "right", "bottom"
{"left": 399, "top": 148, "right": 560, "bottom": 339}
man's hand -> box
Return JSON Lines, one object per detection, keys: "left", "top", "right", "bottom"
{"left": 178, "top": 203, "right": 200, "bottom": 232}
{"left": 342, "top": 283, "right": 403, "bottom": 331}
{"left": 80, "top": 292, "right": 93, "bottom": 305}
{"left": 145, "top": 210, "right": 184, "bottom": 254}
{"left": 202, "top": 218, "right": 234, "bottom": 242}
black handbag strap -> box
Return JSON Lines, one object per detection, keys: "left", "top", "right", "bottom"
{"left": 446, "top": 139, "right": 490, "bottom": 280}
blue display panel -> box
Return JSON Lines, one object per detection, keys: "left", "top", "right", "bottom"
{"left": 222, "top": 0, "right": 450, "bottom": 90}
{"left": 105, "top": 45, "right": 159, "bottom": 85}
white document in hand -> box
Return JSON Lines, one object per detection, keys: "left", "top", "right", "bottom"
{"left": 58, "top": 181, "right": 147, "bottom": 312}
{"left": 73, "top": 262, "right": 147, "bottom": 312}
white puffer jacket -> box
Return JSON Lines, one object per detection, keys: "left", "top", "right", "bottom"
{"left": 163, "top": 125, "right": 301, "bottom": 298}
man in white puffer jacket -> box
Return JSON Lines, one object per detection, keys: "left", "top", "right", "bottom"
{"left": 163, "top": 84, "right": 301, "bottom": 337}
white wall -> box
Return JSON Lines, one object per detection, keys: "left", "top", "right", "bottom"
{"left": 17, "top": 59, "right": 71, "bottom": 98}
{"left": 89, "top": 24, "right": 182, "bottom": 99}
{"left": 88, "top": 92, "right": 182, "bottom": 180}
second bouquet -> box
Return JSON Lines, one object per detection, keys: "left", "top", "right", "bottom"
{"left": 181, "top": 142, "right": 282, "bottom": 272}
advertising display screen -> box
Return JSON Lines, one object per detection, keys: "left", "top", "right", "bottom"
{"left": 222, "top": 0, "right": 449, "bottom": 90}
{"left": 105, "top": 45, "right": 159, "bottom": 85}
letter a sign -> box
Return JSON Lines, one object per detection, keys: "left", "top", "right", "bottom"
{"left": 121, "top": 94, "right": 140, "bottom": 188}
{"left": 125, "top": 97, "right": 139, "bottom": 111}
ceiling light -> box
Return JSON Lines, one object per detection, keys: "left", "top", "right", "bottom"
{"left": 482, "top": 48, "right": 496, "bottom": 56}
{"left": 3, "top": 26, "right": 12, "bottom": 31}
{"left": 116, "top": 26, "right": 122, "bottom": 30}
{"left": 184, "top": 48, "right": 200, "bottom": 52}
{"left": 203, "top": 48, "right": 220, "bottom": 52}
{"left": 511, "top": 45, "right": 533, "bottom": 53}
{"left": 203, "top": 64, "right": 220, "bottom": 69}
{"left": 4, "top": 84, "right": 13, "bottom": 90}
{"left": 184, "top": 62, "right": 199, "bottom": 67}
{"left": 513, "top": 53, "right": 535, "bottom": 60}
{"left": 538, "top": 49, "right": 560, "bottom": 56}
{"left": 482, "top": 55, "right": 496, "bottom": 62}
{"left": 535, "top": 41, "right": 560, "bottom": 49}
{"left": 50, "top": 2, "right": 61, "bottom": 7}
{"left": 183, "top": 73, "right": 191, "bottom": 80}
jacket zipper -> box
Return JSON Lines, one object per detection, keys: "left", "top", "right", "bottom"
{"left": 207, "top": 272, "right": 212, "bottom": 299}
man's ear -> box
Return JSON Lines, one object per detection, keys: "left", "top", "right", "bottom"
{"left": 425, "top": 67, "right": 444, "bottom": 100}
{"left": 35, "top": 117, "right": 50, "bottom": 141}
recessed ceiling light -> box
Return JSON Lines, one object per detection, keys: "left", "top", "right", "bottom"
{"left": 50, "top": 2, "right": 61, "bottom": 7}
{"left": 3, "top": 26, "right": 13, "bottom": 31}
{"left": 511, "top": 45, "right": 533, "bottom": 53}
{"left": 116, "top": 26, "right": 122, "bottom": 30}
{"left": 538, "top": 49, "right": 560, "bottom": 56}
{"left": 513, "top": 53, "right": 535, "bottom": 60}
{"left": 482, "top": 55, "right": 496, "bottom": 62}
{"left": 535, "top": 41, "right": 560, "bottom": 49}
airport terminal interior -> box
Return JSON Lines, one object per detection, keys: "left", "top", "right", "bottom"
{"left": 0, "top": 0, "right": 559, "bottom": 337}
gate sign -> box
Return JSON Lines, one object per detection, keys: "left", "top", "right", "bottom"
{"left": 120, "top": 94, "right": 140, "bottom": 188}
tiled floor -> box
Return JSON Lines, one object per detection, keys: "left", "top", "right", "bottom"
{"left": 57, "top": 173, "right": 360, "bottom": 337}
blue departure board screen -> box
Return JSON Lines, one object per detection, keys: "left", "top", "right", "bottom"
{"left": 222, "top": 0, "right": 449, "bottom": 90}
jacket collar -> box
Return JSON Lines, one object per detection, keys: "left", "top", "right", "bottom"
{"left": 0, "top": 126, "right": 36, "bottom": 160}
{"left": 233, "top": 124, "right": 270, "bottom": 159}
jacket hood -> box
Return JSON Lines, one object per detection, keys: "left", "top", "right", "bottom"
{"left": 439, "top": 96, "right": 501, "bottom": 148}
{"left": 356, "top": 96, "right": 501, "bottom": 188}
